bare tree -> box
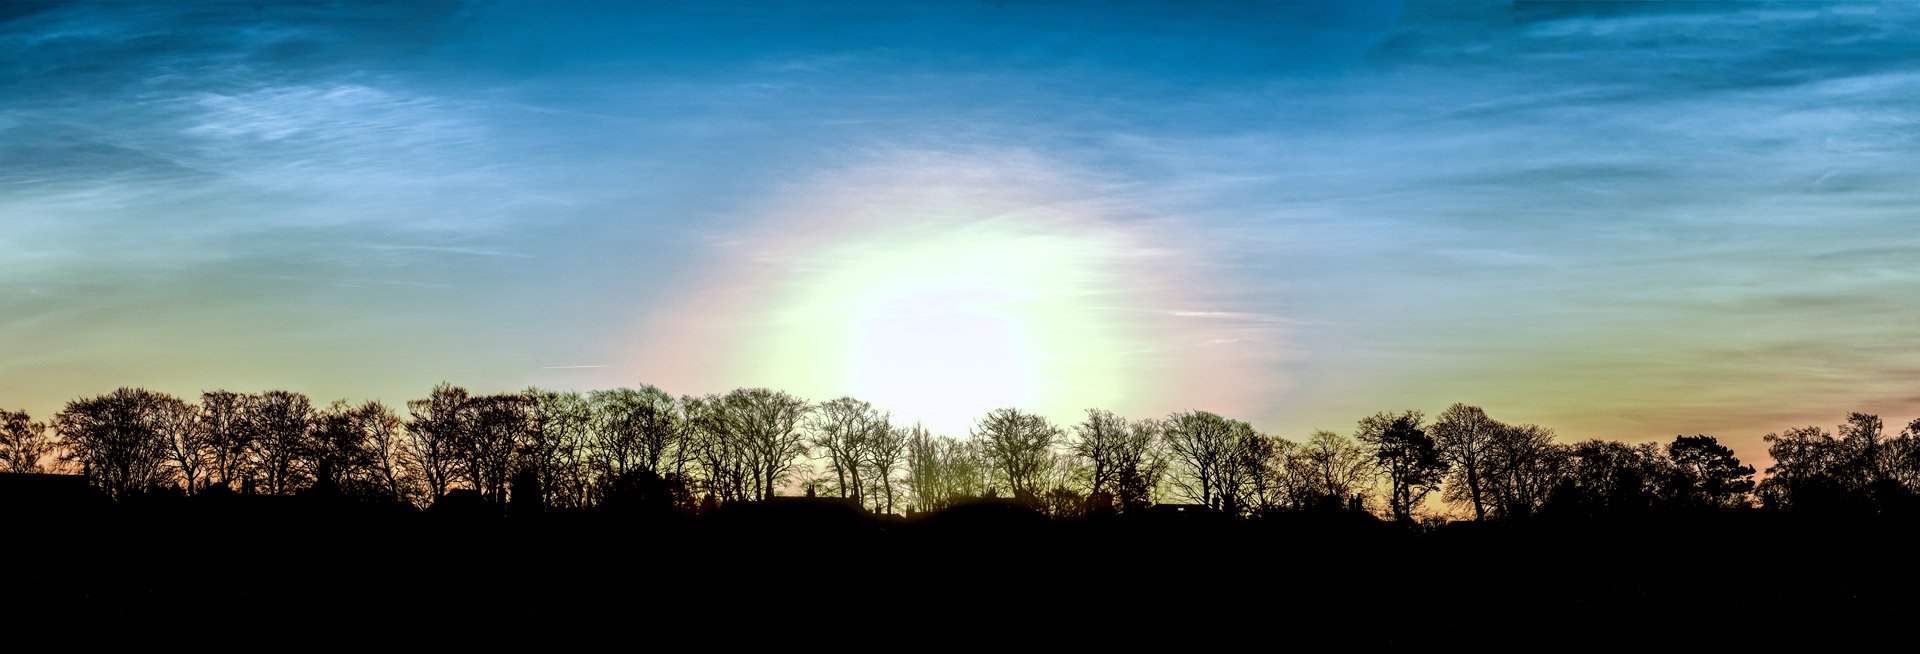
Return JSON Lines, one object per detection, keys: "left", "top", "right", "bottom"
{"left": 405, "top": 383, "right": 469, "bottom": 504}
{"left": 810, "top": 397, "right": 882, "bottom": 504}
{"left": 1838, "top": 412, "right": 1885, "bottom": 488}
{"left": 53, "top": 387, "right": 175, "bottom": 500}
{"left": 309, "top": 399, "right": 411, "bottom": 499}
{"left": 198, "top": 390, "right": 252, "bottom": 490}
{"left": 905, "top": 428, "right": 941, "bottom": 512}
{"left": 589, "top": 388, "right": 646, "bottom": 485}
{"left": 1295, "top": 429, "right": 1374, "bottom": 511}
{"left": 1884, "top": 419, "right": 1920, "bottom": 493}
{"left": 530, "top": 388, "right": 594, "bottom": 509}
{"left": 684, "top": 393, "right": 750, "bottom": 503}
{"left": 1071, "top": 409, "right": 1132, "bottom": 504}
{"left": 1253, "top": 436, "right": 1304, "bottom": 511}
{"left": 587, "top": 385, "right": 682, "bottom": 490}
{"left": 861, "top": 418, "right": 910, "bottom": 515}
{"left": 354, "top": 400, "right": 411, "bottom": 503}
{"left": 1038, "top": 461, "right": 1087, "bottom": 519}
{"left": 666, "top": 394, "right": 707, "bottom": 508}
{"left": 971, "top": 407, "right": 1060, "bottom": 506}
{"left": 247, "top": 390, "right": 314, "bottom": 495}
{"left": 1114, "top": 419, "right": 1167, "bottom": 513}
{"left": 1163, "top": 410, "right": 1240, "bottom": 511}
{"left": 1, "top": 409, "right": 57, "bottom": 474}
{"left": 632, "top": 385, "right": 680, "bottom": 477}
{"left": 152, "top": 394, "right": 206, "bottom": 494}
{"left": 1756, "top": 412, "right": 1897, "bottom": 510}
{"left": 1216, "top": 421, "right": 1273, "bottom": 515}
{"left": 904, "top": 428, "right": 999, "bottom": 513}
{"left": 1756, "top": 425, "right": 1845, "bottom": 510}
{"left": 463, "top": 393, "right": 539, "bottom": 505}
{"left": 723, "top": 388, "right": 811, "bottom": 501}
{"left": 1560, "top": 439, "right": 1666, "bottom": 514}
{"left": 907, "top": 430, "right": 980, "bottom": 513}
{"left": 1431, "top": 403, "right": 1503, "bottom": 521}
{"left": 1482, "top": 423, "right": 1566, "bottom": 520}
{"left": 310, "top": 400, "right": 377, "bottom": 494}
{"left": 1232, "top": 432, "right": 1292, "bottom": 514}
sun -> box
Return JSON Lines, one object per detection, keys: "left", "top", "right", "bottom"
{"left": 836, "top": 231, "right": 1048, "bottom": 433}
{"left": 623, "top": 153, "right": 1219, "bottom": 436}
{"left": 741, "top": 213, "right": 1139, "bottom": 436}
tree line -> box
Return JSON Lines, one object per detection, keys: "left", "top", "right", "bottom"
{"left": 7, "top": 383, "right": 1920, "bottom": 520}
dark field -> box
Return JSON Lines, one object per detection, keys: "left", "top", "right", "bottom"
{"left": 8, "top": 495, "right": 1910, "bottom": 647}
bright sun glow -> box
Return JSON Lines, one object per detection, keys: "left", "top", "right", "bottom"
{"left": 744, "top": 211, "right": 1142, "bottom": 436}
{"left": 622, "top": 154, "right": 1248, "bottom": 437}
{"left": 837, "top": 230, "right": 1057, "bottom": 432}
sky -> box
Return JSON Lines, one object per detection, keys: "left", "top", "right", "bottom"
{"left": 4, "top": 1, "right": 1920, "bottom": 467}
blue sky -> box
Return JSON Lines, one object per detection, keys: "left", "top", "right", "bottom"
{"left": 5, "top": 1, "right": 1919, "bottom": 462}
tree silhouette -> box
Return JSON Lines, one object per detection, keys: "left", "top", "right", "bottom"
{"left": 303, "top": 399, "right": 411, "bottom": 501}
{"left": 972, "top": 407, "right": 1061, "bottom": 506}
{"left": 1665, "top": 435, "right": 1754, "bottom": 509}
{"left": 1756, "top": 425, "right": 1842, "bottom": 511}
{"left": 1295, "top": 429, "right": 1373, "bottom": 512}
{"left": 587, "top": 387, "right": 646, "bottom": 487}
{"left": 154, "top": 395, "right": 208, "bottom": 494}
{"left": 1884, "top": 418, "right": 1920, "bottom": 493}
{"left": 197, "top": 390, "right": 252, "bottom": 490}
{"left": 1263, "top": 438, "right": 1314, "bottom": 511}
{"left": 1071, "top": 410, "right": 1165, "bottom": 515}
{"left": 1555, "top": 439, "right": 1664, "bottom": 515}
{"left": 685, "top": 393, "right": 749, "bottom": 502}
{"left": 353, "top": 400, "right": 411, "bottom": 503}
{"left": 631, "top": 385, "right": 681, "bottom": 478}
{"left": 1115, "top": 419, "right": 1168, "bottom": 514}
{"left": 1163, "top": 410, "right": 1270, "bottom": 514}
{"left": 530, "top": 388, "right": 594, "bottom": 509}
{"left": 246, "top": 390, "right": 314, "bottom": 495}
{"left": 463, "top": 393, "right": 539, "bottom": 505}
{"left": 1356, "top": 410, "right": 1446, "bottom": 523}
{"left": 906, "top": 431, "right": 985, "bottom": 512}
{"left": 862, "top": 418, "right": 909, "bottom": 514}
{"left": 1, "top": 408, "right": 56, "bottom": 474}
{"left": 404, "top": 383, "right": 469, "bottom": 504}
{"left": 1837, "top": 412, "right": 1885, "bottom": 493}
{"left": 665, "top": 395, "right": 705, "bottom": 508}
{"left": 29, "top": 374, "right": 1920, "bottom": 548}
{"left": 1040, "top": 483, "right": 1085, "bottom": 519}
{"left": 1163, "top": 410, "right": 1234, "bottom": 511}
{"left": 722, "top": 388, "right": 810, "bottom": 501}
{"left": 310, "top": 400, "right": 373, "bottom": 497}
{"left": 1241, "top": 430, "right": 1304, "bottom": 514}
{"left": 904, "top": 428, "right": 943, "bottom": 512}
{"left": 1756, "top": 413, "right": 1896, "bottom": 512}
{"left": 1431, "top": 404, "right": 1502, "bottom": 521}
{"left": 810, "top": 396, "right": 885, "bottom": 506}
{"left": 586, "top": 385, "right": 680, "bottom": 492}
{"left": 1483, "top": 423, "right": 1565, "bottom": 520}
{"left": 53, "top": 387, "right": 174, "bottom": 500}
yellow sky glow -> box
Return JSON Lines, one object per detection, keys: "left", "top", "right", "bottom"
{"left": 740, "top": 213, "right": 1140, "bottom": 436}
{"left": 619, "top": 151, "right": 1275, "bottom": 437}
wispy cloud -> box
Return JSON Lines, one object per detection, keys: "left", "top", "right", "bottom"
{"left": 362, "top": 245, "right": 534, "bottom": 259}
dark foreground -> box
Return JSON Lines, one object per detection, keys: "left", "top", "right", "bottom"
{"left": 6, "top": 495, "right": 1914, "bottom": 647}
